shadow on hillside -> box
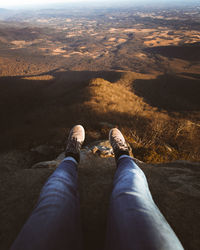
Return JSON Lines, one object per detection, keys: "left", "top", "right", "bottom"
{"left": 0, "top": 69, "right": 122, "bottom": 150}
{"left": 1, "top": 69, "right": 199, "bottom": 152}
{"left": 144, "top": 42, "right": 200, "bottom": 61}
{"left": 181, "top": 72, "right": 200, "bottom": 80}
{"left": 132, "top": 73, "right": 200, "bottom": 112}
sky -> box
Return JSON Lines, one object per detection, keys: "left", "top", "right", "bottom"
{"left": 1, "top": 0, "right": 99, "bottom": 8}
{"left": 0, "top": 0, "right": 199, "bottom": 9}
{"left": 0, "top": 0, "right": 69, "bottom": 7}
{"left": 0, "top": 0, "right": 83, "bottom": 8}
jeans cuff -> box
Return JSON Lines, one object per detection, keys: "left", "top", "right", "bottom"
{"left": 63, "top": 156, "right": 78, "bottom": 165}
{"left": 118, "top": 155, "right": 133, "bottom": 161}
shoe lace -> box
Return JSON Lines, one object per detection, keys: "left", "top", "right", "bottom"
{"left": 112, "top": 136, "right": 128, "bottom": 151}
{"left": 66, "top": 137, "right": 82, "bottom": 153}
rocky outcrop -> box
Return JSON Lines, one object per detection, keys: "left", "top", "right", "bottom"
{"left": 0, "top": 141, "right": 200, "bottom": 250}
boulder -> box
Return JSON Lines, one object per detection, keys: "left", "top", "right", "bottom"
{"left": 30, "top": 145, "right": 55, "bottom": 156}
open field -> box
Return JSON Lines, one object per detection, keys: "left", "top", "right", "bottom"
{"left": 0, "top": 5, "right": 200, "bottom": 75}
{"left": 0, "top": 5, "right": 199, "bottom": 161}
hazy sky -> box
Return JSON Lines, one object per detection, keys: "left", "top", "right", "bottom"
{"left": 0, "top": 0, "right": 84, "bottom": 8}
{"left": 0, "top": 0, "right": 198, "bottom": 8}
{"left": 1, "top": 0, "right": 96, "bottom": 8}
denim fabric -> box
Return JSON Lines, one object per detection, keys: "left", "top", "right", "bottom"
{"left": 11, "top": 160, "right": 82, "bottom": 250}
{"left": 11, "top": 157, "right": 183, "bottom": 250}
{"left": 105, "top": 156, "right": 184, "bottom": 250}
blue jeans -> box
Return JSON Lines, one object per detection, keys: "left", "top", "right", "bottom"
{"left": 11, "top": 156, "right": 184, "bottom": 250}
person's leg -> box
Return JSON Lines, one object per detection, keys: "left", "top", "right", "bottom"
{"left": 105, "top": 128, "right": 184, "bottom": 250}
{"left": 11, "top": 125, "right": 85, "bottom": 250}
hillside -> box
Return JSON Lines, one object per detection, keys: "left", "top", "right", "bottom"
{"left": 0, "top": 70, "right": 199, "bottom": 162}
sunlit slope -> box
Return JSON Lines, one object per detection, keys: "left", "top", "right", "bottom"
{"left": 0, "top": 70, "right": 199, "bottom": 162}
{"left": 84, "top": 72, "right": 200, "bottom": 162}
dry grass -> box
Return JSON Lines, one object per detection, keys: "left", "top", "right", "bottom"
{"left": 22, "top": 75, "right": 54, "bottom": 81}
{"left": 0, "top": 69, "right": 199, "bottom": 163}
{"left": 83, "top": 73, "right": 200, "bottom": 162}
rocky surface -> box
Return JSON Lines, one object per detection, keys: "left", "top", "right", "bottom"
{"left": 0, "top": 141, "right": 200, "bottom": 250}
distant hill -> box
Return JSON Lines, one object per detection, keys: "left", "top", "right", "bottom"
{"left": 0, "top": 8, "right": 13, "bottom": 20}
{"left": 145, "top": 42, "right": 200, "bottom": 62}
{"left": 0, "top": 8, "right": 11, "bottom": 13}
